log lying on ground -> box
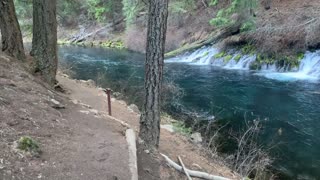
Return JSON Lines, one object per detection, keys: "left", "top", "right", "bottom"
{"left": 161, "top": 153, "right": 231, "bottom": 180}
{"left": 70, "top": 18, "right": 124, "bottom": 43}
{"left": 165, "top": 23, "right": 241, "bottom": 58}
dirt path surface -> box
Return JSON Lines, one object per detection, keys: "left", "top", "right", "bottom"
{"left": 57, "top": 75, "right": 239, "bottom": 180}
{"left": 0, "top": 54, "right": 130, "bottom": 180}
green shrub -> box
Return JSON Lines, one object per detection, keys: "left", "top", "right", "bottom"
{"left": 17, "top": 136, "right": 40, "bottom": 154}
{"left": 172, "top": 121, "right": 192, "bottom": 135}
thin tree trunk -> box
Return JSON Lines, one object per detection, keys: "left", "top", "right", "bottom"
{"left": 30, "top": 0, "right": 57, "bottom": 85}
{"left": 0, "top": 0, "right": 25, "bottom": 60}
{"left": 139, "top": 0, "right": 169, "bottom": 148}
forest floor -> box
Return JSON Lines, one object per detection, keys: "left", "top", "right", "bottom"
{"left": 0, "top": 52, "right": 239, "bottom": 180}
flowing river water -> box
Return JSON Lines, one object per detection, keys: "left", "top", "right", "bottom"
{"left": 59, "top": 45, "right": 320, "bottom": 179}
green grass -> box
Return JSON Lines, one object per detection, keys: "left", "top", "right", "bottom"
{"left": 234, "top": 54, "right": 242, "bottom": 62}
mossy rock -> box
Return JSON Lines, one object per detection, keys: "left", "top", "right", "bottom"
{"left": 17, "top": 136, "right": 40, "bottom": 154}
{"left": 224, "top": 55, "right": 233, "bottom": 63}
{"left": 214, "top": 51, "right": 226, "bottom": 59}
{"left": 202, "top": 51, "right": 209, "bottom": 57}
{"left": 234, "top": 54, "right": 242, "bottom": 62}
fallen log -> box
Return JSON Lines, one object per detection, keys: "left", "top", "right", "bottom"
{"left": 165, "top": 23, "right": 241, "bottom": 58}
{"left": 70, "top": 18, "right": 124, "bottom": 43}
{"left": 178, "top": 156, "right": 192, "bottom": 180}
{"left": 161, "top": 153, "right": 231, "bottom": 180}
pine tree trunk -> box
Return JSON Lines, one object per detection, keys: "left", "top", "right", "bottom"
{"left": 139, "top": 0, "right": 169, "bottom": 148}
{"left": 30, "top": 0, "right": 57, "bottom": 85}
{"left": 0, "top": 0, "right": 25, "bottom": 60}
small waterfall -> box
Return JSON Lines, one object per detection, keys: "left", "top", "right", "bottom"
{"left": 166, "top": 46, "right": 320, "bottom": 81}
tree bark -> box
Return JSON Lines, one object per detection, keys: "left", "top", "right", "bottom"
{"left": 0, "top": 0, "right": 25, "bottom": 60}
{"left": 30, "top": 0, "right": 57, "bottom": 85}
{"left": 139, "top": 0, "right": 169, "bottom": 148}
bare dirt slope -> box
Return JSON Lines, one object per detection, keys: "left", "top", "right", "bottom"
{"left": 0, "top": 53, "right": 130, "bottom": 180}
{"left": 57, "top": 74, "right": 239, "bottom": 180}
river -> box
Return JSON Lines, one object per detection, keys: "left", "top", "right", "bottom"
{"left": 59, "top": 45, "right": 320, "bottom": 180}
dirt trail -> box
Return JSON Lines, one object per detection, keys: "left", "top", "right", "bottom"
{"left": 0, "top": 54, "right": 131, "bottom": 180}
{"left": 57, "top": 75, "right": 239, "bottom": 180}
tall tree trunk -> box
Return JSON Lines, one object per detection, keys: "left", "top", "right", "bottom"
{"left": 30, "top": 0, "right": 57, "bottom": 85}
{"left": 0, "top": 0, "right": 25, "bottom": 60}
{"left": 139, "top": 0, "right": 169, "bottom": 149}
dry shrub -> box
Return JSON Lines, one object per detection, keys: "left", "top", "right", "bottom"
{"left": 124, "top": 25, "right": 147, "bottom": 53}
{"left": 246, "top": 26, "right": 306, "bottom": 55}
{"left": 306, "top": 19, "right": 320, "bottom": 50}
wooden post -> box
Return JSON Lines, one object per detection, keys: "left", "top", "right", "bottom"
{"left": 106, "top": 88, "right": 112, "bottom": 116}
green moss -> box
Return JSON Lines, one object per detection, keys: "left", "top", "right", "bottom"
{"left": 202, "top": 51, "right": 209, "bottom": 57}
{"left": 224, "top": 55, "right": 233, "bottom": 63}
{"left": 234, "top": 54, "right": 242, "bottom": 62}
{"left": 17, "top": 136, "right": 40, "bottom": 154}
{"left": 214, "top": 51, "right": 226, "bottom": 59}
{"left": 297, "top": 53, "right": 305, "bottom": 61}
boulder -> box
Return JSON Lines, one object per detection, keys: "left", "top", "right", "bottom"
{"left": 128, "top": 104, "right": 140, "bottom": 114}
{"left": 190, "top": 132, "right": 202, "bottom": 144}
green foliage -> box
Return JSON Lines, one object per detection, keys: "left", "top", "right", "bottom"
{"left": 122, "top": 0, "right": 144, "bottom": 26}
{"left": 14, "top": 0, "right": 33, "bottom": 19}
{"left": 86, "top": 0, "right": 113, "bottom": 22}
{"left": 241, "top": 44, "right": 255, "bottom": 55}
{"left": 240, "top": 20, "right": 255, "bottom": 32}
{"left": 169, "top": 0, "right": 196, "bottom": 14}
{"left": 214, "top": 51, "right": 226, "bottom": 59}
{"left": 209, "top": 0, "right": 219, "bottom": 6}
{"left": 210, "top": 0, "right": 257, "bottom": 32}
{"left": 202, "top": 51, "right": 209, "bottom": 57}
{"left": 172, "top": 121, "right": 192, "bottom": 135}
{"left": 297, "top": 53, "right": 305, "bottom": 61}
{"left": 17, "top": 136, "right": 40, "bottom": 154}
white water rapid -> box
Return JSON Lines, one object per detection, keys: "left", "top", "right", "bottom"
{"left": 166, "top": 46, "right": 320, "bottom": 81}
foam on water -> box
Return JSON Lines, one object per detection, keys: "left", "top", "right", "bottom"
{"left": 166, "top": 46, "right": 320, "bottom": 82}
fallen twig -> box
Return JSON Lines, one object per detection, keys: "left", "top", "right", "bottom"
{"left": 178, "top": 156, "right": 192, "bottom": 180}
{"left": 161, "top": 153, "right": 230, "bottom": 180}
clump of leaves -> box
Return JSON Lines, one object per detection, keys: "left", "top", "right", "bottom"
{"left": 17, "top": 136, "right": 41, "bottom": 154}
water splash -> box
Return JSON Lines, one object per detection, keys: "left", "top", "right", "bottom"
{"left": 166, "top": 46, "right": 320, "bottom": 82}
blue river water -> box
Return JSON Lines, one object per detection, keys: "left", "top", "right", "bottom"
{"left": 58, "top": 46, "right": 320, "bottom": 179}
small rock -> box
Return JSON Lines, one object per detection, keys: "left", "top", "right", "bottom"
{"left": 89, "top": 109, "right": 99, "bottom": 115}
{"left": 71, "top": 99, "right": 79, "bottom": 104}
{"left": 112, "top": 92, "right": 122, "bottom": 98}
{"left": 190, "top": 132, "right": 203, "bottom": 144}
{"left": 79, "top": 79, "right": 95, "bottom": 87}
{"left": 144, "top": 149, "right": 150, "bottom": 154}
{"left": 160, "top": 124, "right": 174, "bottom": 133}
{"left": 79, "top": 110, "right": 90, "bottom": 115}
{"left": 127, "top": 104, "right": 140, "bottom": 114}
{"left": 50, "top": 99, "right": 65, "bottom": 109}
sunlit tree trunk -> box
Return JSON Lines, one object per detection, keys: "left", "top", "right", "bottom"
{"left": 0, "top": 0, "right": 25, "bottom": 60}
{"left": 30, "top": 0, "right": 57, "bottom": 85}
{"left": 139, "top": 0, "right": 169, "bottom": 149}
